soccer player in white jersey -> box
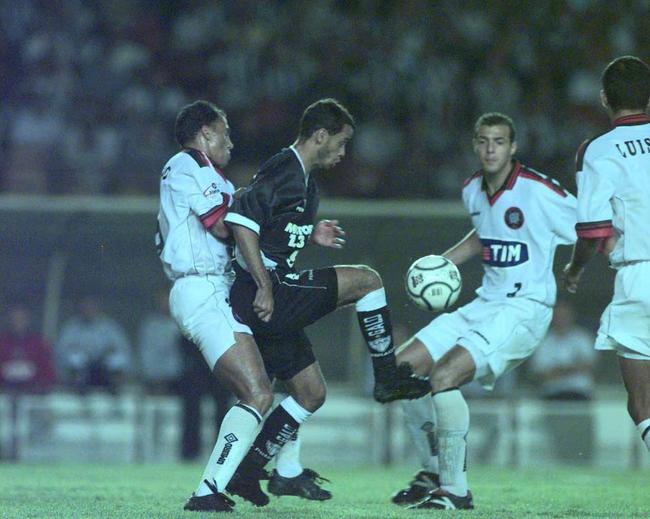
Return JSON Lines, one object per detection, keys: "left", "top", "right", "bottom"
{"left": 391, "top": 113, "right": 577, "bottom": 510}
{"left": 157, "top": 100, "right": 274, "bottom": 513}
{"left": 564, "top": 55, "right": 650, "bottom": 453}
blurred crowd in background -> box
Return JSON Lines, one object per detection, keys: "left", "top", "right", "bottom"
{"left": 1, "top": 291, "right": 595, "bottom": 400}
{"left": 2, "top": 1, "right": 649, "bottom": 198}
{"left": 0, "top": 290, "right": 599, "bottom": 463}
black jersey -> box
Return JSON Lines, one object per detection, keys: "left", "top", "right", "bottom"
{"left": 224, "top": 147, "right": 319, "bottom": 272}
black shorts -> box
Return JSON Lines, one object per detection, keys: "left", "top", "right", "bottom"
{"left": 230, "top": 265, "right": 339, "bottom": 380}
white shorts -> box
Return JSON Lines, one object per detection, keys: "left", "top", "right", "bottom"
{"left": 596, "top": 261, "right": 650, "bottom": 360}
{"left": 416, "top": 297, "right": 552, "bottom": 389}
{"left": 169, "top": 275, "right": 251, "bottom": 370}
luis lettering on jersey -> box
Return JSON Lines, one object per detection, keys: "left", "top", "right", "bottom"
{"left": 615, "top": 137, "right": 650, "bottom": 158}
{"left": 481, "top": 238, "right": 529, "bottom": 267}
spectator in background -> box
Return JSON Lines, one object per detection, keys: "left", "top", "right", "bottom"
{"left": 138, "top": 289, "right": 183, "bottom": 394}
{"left": 0, "top": 302, "right": 56, "bottom": 392}
{"left": 530, "top": 299, "right": 596, "bottom": 401}
{"left": 529, "top": 299, "right": 596, "bottom": 464}
{"left": 55, "top": 294, "right": 131, "bottom": 394}
{"left": 5, "top": 2, "right": 648, "bottom": 199}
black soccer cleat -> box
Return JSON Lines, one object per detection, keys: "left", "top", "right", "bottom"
{"left": 183, "top": 480, "right": 235, "bottom": 513}
{"left": 373, "top": 362, "right": 431, "bottom": 403}
{"left": 408, "top": 488, "right": 474, "bottom": 510}
{"left": 391, "top": 470, "right": 439, "bottom": 505}
{"left": 268, "top": 468, "right": 332, "bottom": 501}
{"left": 226, "top": 466, "right": 271, "bottom": 507}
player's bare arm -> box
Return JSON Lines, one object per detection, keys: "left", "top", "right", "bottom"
{"left": 563, "top": 237, "right": 600, "bottom": 293}
{"left": 310, "top": 219, "right": 346, "bottom": 249}
{"left": 208, "top": 217, "right": 230, "bottom": 240}
{"left": 441, "top": 229, "right": 481, "bottom": 266}
{"left": 230, "top": 224, "right": 274, "bottom": 322}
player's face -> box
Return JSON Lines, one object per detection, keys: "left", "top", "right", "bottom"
{"left": 205, "top": 118, "right": 233, "bottom": 167}
{"left": 317, "top": 124, "right": 354, "bottom": 170}
{"left": 473, "top": 124, "right": 516, "bottom": 176}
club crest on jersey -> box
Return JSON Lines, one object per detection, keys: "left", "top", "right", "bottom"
{"left": 504, "top": 207, "right": 524, "bottom": 229}
{"left": 202, "top": 182, "right": 220, "bottom": 198}
{"left": 481, "top": 238, "right": 529, "bottom": 267}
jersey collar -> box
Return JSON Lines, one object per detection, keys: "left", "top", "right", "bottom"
{"left": 482, "top": 160, "right": 521, "bottom": 206}
{"left": 183, "top": 148, "right": 228, "bottom": 181}
{"left": 289, "top": 145, "right": 309, "bottom": 185}
{"left": 613, "top": 113, "right": 650, "bottom": 126}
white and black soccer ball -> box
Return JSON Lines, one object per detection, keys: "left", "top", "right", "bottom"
{"left": 405, "top": 255, "right": 462, "bottom": 312}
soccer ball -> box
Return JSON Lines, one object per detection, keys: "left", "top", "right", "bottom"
{"left": 405, "top": 255, "right": 462, "bottom": 312}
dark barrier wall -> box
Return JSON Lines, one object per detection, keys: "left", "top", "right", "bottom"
{"left": 0, "top": 197, "right": 617, "bottom": 386}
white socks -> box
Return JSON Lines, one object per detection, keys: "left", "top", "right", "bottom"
{"left": 401, "top": 397, "right": 439, "bottom": 474}
{"left": 196, "top": 403, "right": 262, "bottom": 496}
{"left": 433, "top": 389, "right": 469, "bottom": 497}
{"left": 280, "top": 396, "right": 312, "bottom": 424}
{"left": 275, "top": 433, "right": 303, "bottom": 478}
{"left": 638, "top": 418, "right": 650, "bottom": 452}
{"left": 355, "top": 287, "right": 387, "bottom": 312}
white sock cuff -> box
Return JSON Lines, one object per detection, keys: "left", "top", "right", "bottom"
{"left": 280, "top": 396, "right": 312, "bottom": 424}
{"left": 355, "top": 287, "right": 387, "bottom": 312}
{"left": 235, "top": 402, "right": 263, "bottom": 424}
{"left": 638, "top": 418, "right": 650, "bottom": 441}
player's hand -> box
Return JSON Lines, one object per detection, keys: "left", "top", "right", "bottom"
{"left": 253, "top": 285, "right": 274, "bottom": 322}
{"left": 562, "top": 263, "right": 583, "bottom": 294}
{"left": 600, "top": 235, "right": 618, "bottom": 255}
{"left": 311, "top": 219, "right": 346, "bottom": 248}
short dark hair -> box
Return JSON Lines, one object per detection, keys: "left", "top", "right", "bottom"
{"left": 298, "top": 98, "right": 355, "bottom": 140}
{"left": 174, "top": 100, "right": 226, "bottom": 147}
{"left": 602, "top": 56, "right": 650, "bottom": 112}
{"left": 473, "top": 112, "right": 516, "bottom": 142}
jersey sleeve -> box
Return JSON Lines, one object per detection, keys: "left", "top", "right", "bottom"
{"left": 185, "top": 165, "right": 231, "bottom": 230}
{"left": 542, "top": 187, "right": 577, "bottom": 245}
{"left": 575, "top": 148, "right": 615, "bottom": 239}
{"left": 224, "top": 172, "right": 275, "bottom": 235}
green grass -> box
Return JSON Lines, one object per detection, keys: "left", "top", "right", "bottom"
{"left": 0, "top": 464, "right": 648, "bottom": 518}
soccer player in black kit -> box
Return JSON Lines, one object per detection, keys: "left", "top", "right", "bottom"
{"left": 223, "top": 98, "right": 428, "bottom": 505}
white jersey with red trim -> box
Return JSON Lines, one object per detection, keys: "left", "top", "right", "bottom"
{"left": 575, "top": 114, "right": 650, "bottom": 267}
{"left": 157, "top": 148, "right": 234, "bottom": 282}
{"left": 462, "top": 161, "right": 576, "bottom": 305}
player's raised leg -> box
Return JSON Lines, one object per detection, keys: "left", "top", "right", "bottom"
{"left": 618, "top": 357, "right": 650, "bottom": 451}
{"left": 335, "top": 265, "right": 430, "bottom": 402}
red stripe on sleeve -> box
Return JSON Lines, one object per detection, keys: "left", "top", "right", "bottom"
{"left": 575, "top": 220, "right": 614, "bottom": 239}
{"left": 200, "top": 193, "right": 231, "bottom": 229}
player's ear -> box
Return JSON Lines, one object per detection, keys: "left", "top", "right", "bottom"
{"left": 314, "top": 128, "right": 328, "bottom": 145}
{"left": 200, "top": 124, "right": 212, "bottom": 142}
{"left": 510, "top": 140, "right": 517, "bottom": 156}
{"left": 600, "top": 89, "right": 609, "bottom": 110}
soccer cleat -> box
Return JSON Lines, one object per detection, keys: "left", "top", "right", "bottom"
{"left": 268, "top": 468, "right": 332, "bottom": 501}
{"left": 373, "top": 362, "right": 431, "bottom": 403}
{"left": 183, "top": 480, "right": 235, "bottom": 512}
{"left": 226, "top": 466, "right": 271, "bottom": 506}
{"left": 390, "top": 470, "right": 439, "bottom": 505}
{"left": 408, "top": 488, "right": 474, "bottom": 510}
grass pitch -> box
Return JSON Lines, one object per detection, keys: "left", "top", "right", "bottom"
{"left": 0, "top": 463, "right": 648, "bottom": 518}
